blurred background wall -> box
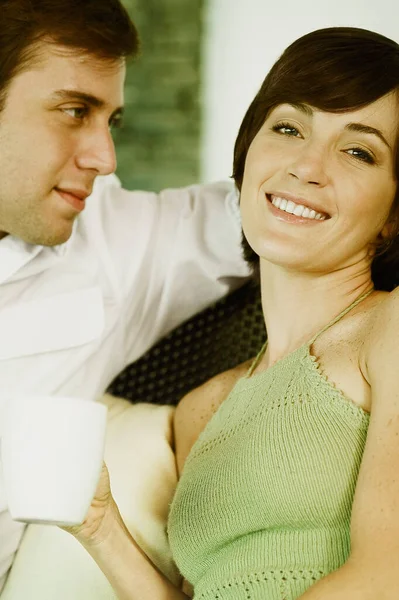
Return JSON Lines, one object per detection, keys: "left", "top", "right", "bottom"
{"left": 117, "top": 0, "right": 398, "bottom": 192}
{"left": 201, "top": 0, "right": 399, "bottom": 183}
{"left": 115, "top": 0, "right": 204, "bottom": 191}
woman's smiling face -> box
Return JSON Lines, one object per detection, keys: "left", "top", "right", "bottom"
{"left": 240, "top": 92, "right": 399, "bottom": 274}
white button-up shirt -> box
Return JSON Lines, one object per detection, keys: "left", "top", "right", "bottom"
{"left": 0, "top": 175, "right": 250, "bottom": 590}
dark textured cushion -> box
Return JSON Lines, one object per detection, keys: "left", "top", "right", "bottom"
{"left": 107, "top": 281, "right": 266, "bottom": 405}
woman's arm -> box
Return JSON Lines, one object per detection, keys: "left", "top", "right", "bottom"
{"left": 64, "top": 362, "right": 250, "bottom": 599}
{"left": 80, "top": 496, "right": 188, "bottom": 600}
{"left": 297, "top": 289, "right": 399, "bottom": 599}
{"left": 64, "top": 463, "right": 188, "bottom": 600}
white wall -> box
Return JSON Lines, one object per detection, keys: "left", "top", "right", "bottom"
{"left": 200, "top": 0, "right": 399, "bottom": 182}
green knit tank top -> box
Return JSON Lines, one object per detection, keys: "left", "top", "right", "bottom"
{"left": 168, "top": 290, "right": 372, "bottom": 600}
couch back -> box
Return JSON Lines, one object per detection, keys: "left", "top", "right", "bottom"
{"left": 108, "top": 281, "right": 266, "bottom": 405}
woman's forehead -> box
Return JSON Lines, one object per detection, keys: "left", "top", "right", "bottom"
{"left": 270, "top": 95, "right": 399, "bottom": 140}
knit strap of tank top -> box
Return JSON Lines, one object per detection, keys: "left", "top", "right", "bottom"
{"left": 247, "top": 287, "right": 374, "bottom": 378}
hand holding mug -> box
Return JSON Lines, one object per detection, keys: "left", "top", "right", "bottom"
{"left": 61, "top": 461, "right": 116, "bottom": 545}
{"left": 1, "top": 394, "right": 107, "bottom": 527}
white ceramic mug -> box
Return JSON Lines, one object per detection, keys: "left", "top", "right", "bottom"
{"left": 1, "top": 395, "right": 107, "bottom": 526}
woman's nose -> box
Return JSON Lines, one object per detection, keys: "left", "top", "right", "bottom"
{"left": 287, "top": 143, "right": 329, "bottom": 186}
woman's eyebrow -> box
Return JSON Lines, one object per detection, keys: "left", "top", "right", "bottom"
{"left": 345, "top": 122, "right": 391, "bottom": 150}
{"left": 286, "top": 104, "right": 391, "bottom": 150}
{"left": 288, "top": 102, "right": 313, "bottom": 117}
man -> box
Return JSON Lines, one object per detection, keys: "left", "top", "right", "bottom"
{"left": 0, "top": 0, "right": 250, "bottom": 590}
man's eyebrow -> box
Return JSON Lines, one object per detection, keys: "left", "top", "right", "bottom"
{"left": 345, "top": 123, "right": 391, "bottom": 151}
{"left": 50, "top": 89, "right": 124, "bottom": 118}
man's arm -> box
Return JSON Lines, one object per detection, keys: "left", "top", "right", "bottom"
{"left": 91, "top": 176, "right": 251, "bottom": 365}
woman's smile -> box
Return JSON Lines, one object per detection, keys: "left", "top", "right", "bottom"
{"left": 240, "top": 95, "right": 398, "bottom": 273}
{"left": 266, "top": 193, "right": 329, "bottom": 223}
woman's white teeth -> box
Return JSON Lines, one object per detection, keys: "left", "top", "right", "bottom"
{"left": 271, "top": 196, "right": 325, "bottom": 220}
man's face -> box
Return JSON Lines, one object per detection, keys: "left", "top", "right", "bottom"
{"left": 0, "top": 43, "right": 126, "bottom": 246}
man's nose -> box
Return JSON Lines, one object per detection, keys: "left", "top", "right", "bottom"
{"left": 76, "top": 128, "right": 117, "bottom": 176}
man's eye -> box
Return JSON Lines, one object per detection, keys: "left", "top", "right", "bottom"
{"left": 109, "top": 115, "right": 124, "bottom": 130}
{"left": 271, "top": 122, "right": 301, "bottom": 137}
{"left": 63, "top": 107, "right": 88, "bottom": 120}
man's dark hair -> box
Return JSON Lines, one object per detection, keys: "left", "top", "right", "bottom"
{"left": 232, "top": 27, "right": 399, "bottom": 291}
{"left": 0, "top": 0, "right": 139, "bottom": 109}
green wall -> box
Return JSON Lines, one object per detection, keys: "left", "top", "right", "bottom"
{"left": 114, "top": 0, "right": 204, "bottom": 192}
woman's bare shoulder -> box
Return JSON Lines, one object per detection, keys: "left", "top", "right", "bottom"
{"left": 173, "top": 359, "right": 253, "bottom": 476}
{"left": 363, "top": 287, "right": 399, "bottom": 379}
{"left": 364, "top": 287, "right": 399, "bottom": 342}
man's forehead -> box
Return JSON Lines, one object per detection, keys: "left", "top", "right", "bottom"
{"left": 10, "top": 43, "right": 126, "bottom": 108}
{"left": 33, "top": 40, "right": 125, "bottom": 71}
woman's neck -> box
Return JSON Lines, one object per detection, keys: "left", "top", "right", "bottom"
{"left": 258, "top": 260, "right": 374, "bottom": 367}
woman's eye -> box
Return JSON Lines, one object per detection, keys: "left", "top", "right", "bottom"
{"left": 272, "top": 122, "right": 301, "bottom": 137}
{"left": 63, "top": 107, "right": 88, "bottom": 120}
{"left": 346, "top": 147, "right": 375, "bottom": 165}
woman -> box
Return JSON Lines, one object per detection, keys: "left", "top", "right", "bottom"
{"left": 65, "top": 27, "right": 399, "bottom": 599}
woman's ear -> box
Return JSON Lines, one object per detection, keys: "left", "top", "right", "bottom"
{"left": 380, "top": 207, "right": 399, "bottom": 240}
{"left": 370, "top": 220, "right": 394, "bottom": 257}
{"left": 380, "top": 222, "right": 393, "bottom": 239}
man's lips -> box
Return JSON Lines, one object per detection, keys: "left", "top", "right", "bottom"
{"left": 55, "top": 188, "right": 89, "bottom": 212}
{"left": 56, "top": 188, "right": 90, "bottom": 201}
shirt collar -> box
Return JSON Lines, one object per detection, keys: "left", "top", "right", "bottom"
{"left": 0, "top": 225, "right": 75, "bottom": 286}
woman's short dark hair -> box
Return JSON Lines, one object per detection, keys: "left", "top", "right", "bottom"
{"left": 0, "top": 0, "right": 139, "bottom": 110}
{"left": 232, "top": 27, "right": 399, "bottom": 291}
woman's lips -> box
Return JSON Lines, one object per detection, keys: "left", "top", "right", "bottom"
{"left": 265, "top": 193, "right": 328, "bottom": 224}
{"left": 266, "top": 193, "right": 329, "bottom": 217}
